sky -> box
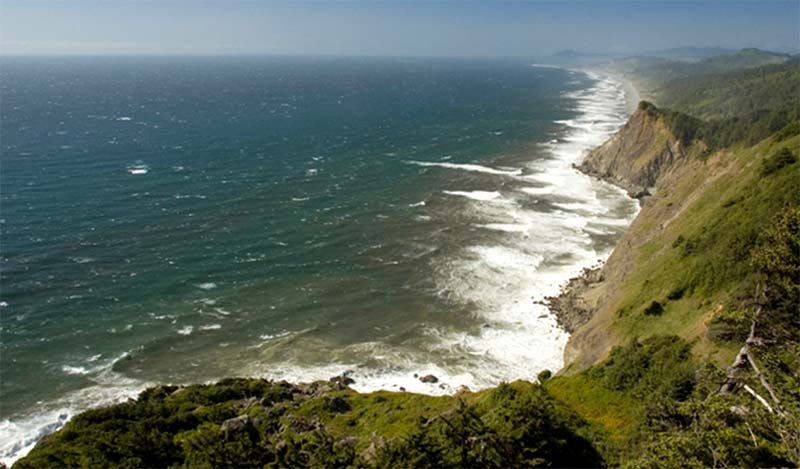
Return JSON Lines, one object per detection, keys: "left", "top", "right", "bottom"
{"left": 1, "top": 1, "right": 798, "bottom": 57}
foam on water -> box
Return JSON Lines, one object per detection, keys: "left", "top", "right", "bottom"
{"left": 406, "top": 160, "right": 522, "bottom": 176}
{"left": 1, "top": 355, "right": 148, "bottom": 465}
{"left": 61, "top": 365, "right": 91, "bottom": 375}
{"left": 127, "top": 162, "right": 149, "bottom": 175}
{"left": 518, "top": 186, "right": 553, "bottom": 196}
{"left": 443, "top": 190, "right": 505, "bottom": 202}
{"left": 409, "top": 70, "right": 638, "bottom": 390}
{"left": 234, "top": 69, "right": 638, "bottom": 399}
{"left": 477, "top": 223, "right": 531, "bottom": 234}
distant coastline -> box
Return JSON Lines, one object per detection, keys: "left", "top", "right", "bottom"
{"left": 540, "top": 64, "right": 644, "bottom": 369}
{"left": 584, "top": 67, "right": 642, "bottom": 115}
{"left": 533, "top": 62, "right": 642, "bottom": 115}
{"left": 614, "top": 73, "right": 641, "bottom": 114}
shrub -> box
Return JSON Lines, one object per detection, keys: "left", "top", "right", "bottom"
{"left": 774, "top": 121, "right": 800, "bottom": 141}
{"left": 537, "top": 369, "right": 552, "bottom": 383}
{"left": 592, "top": 336, "right": 694, "bottom": 397}
{"left": 752, "top": 205, "right": 800, "bottom": 321}
{"left": 666, "top": 287, "right": 685, "bottom": 301}
{"left": 761, "top": 147, "right": 797, "bottom": 176}
{"left": 643, "top": 301, "right": 664, "bottom": 316}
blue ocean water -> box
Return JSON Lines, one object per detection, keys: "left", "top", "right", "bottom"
{"left": 0, "top": 57, "right": 637, "bottom": 463}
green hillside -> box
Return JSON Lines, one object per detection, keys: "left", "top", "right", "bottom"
{"left": 657, "top": 58, "right": 800, "bottom": 121}
{"left": 607, "top": 48, "right": 796, "bottom": 118}
{"left": 552, "top": 49, "right": 800, "bottom": 467}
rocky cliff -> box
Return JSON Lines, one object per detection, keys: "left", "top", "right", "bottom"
{"left": 579, "top": 101, "right": 687, "bottom": 199}
{"left": 559, "top": 101, "right": 800, "bottom": 373}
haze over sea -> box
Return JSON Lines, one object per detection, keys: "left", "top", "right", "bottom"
{"left": 0, "top": 57, "right": 637, "bottom": 463}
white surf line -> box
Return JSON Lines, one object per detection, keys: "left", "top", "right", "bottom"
{"left": 237, "top": 69, "right": 642, "bottom": 401}
{"left": 405, "top": 160, "right": 522, "bottom": 176}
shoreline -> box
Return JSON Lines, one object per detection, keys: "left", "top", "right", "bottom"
{"left": 1, "top": 66, "right": 641, "bottom": 467}
{"left": 535, "top": 62, "right": 642, "bottom": 114}
{"left": 606, "top": 70, "right": 641, "bottom": 115}
{"left": 246, "top": 66, "right": 642, "bottom": 397}
{"left": 545, "top": 265, "right": 605, "bottom": 334}
{"left": 545, "top": 65, "right": 643, "bottom": 369}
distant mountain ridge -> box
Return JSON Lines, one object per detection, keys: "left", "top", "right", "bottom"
{"left": 552, "top": 49, "right": 601, "bottom": 58}
{"left": 699, "top": 47, "right": 791, "bottom": 72}
{"left": 646, "top": 46, "right": 734, "bottom": 59}
{"left": 545, "top": 47, "right": 790, "bottom": 70}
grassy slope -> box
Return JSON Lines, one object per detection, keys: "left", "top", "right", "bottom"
{"left": 613, "top": 136, "right": 799, "bottom": 351}
{"left": 551, "top": 133, "right": 799, "bottom": 430}
{"left": 548, "top": 51, "right": 800, "bottom": 466}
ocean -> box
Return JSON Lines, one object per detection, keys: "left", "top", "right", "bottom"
{"left": 0, "top": 56, "right": 637, "bottom": 464}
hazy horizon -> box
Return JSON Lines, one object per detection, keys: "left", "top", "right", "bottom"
{"left": 1, "top": 0, "right": 798, "bottom": 57}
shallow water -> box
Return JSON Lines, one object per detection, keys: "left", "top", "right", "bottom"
{"left": 0, "top": 57, "right": 637, "bottom": 464}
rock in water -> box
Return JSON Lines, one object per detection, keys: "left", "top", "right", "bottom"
{"left": 330, "top": 373, "right": 355, "bottom": 388}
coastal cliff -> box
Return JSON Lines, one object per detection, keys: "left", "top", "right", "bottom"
{"left": 557, "top": 101, "right": 698, "bottom": 369}
{"left": 545, "top": 90, "right": 799, "bottom": 466}
{"left": 578, "top": 101, "right": 687, "bottom": 199}
{"left": 556, "top": 100, "right": 799, "bottom": 373}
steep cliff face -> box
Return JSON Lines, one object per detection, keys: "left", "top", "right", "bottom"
{"left": 564, "top": 152, "right": 724, "bottom": 370}
{"left": 579, "top": 102, "right": 687, "bottom": 198}
{"left": 561, "top": 105, "right": 800, "bottom": 373}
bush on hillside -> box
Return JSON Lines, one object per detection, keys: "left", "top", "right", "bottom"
{"left": 761, "top": 147, "right": 797, "bottom": 176}
{"left": 774, "top": 121, "right": 800, "bottom": 141}
{"left": 589, "top": 336, "right": 695, "bottom": 399}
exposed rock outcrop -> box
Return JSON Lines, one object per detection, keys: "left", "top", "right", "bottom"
{"left": 559, "top": 101, "right": 728, "bottom": 372}
{"left": 579, "top": 102, "right": 687, "bottom": 199}
{"left": 220, "top": 415, "right": 252, "bottom": 438}
{"left": 330, "top": 372, "right": 355, "bottom": 388}
{"left": 546, "top": 267, "right": 604, "bottom": 333}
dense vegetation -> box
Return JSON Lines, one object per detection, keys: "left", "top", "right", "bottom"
{"left": 14, "top": 49, "right": 800, "bottom": 468}
{"left": 655, "top": 57, "right": 800, "bottom": 120}
{"left": 550, "top": 203, "right": 800, "bottom": 468}
{"left": 14, "top": 379, "right": 603, "bottom": 468}
{"left": 633, "top": 55, "right": 800, "bottom": 151}
{"left": 612, "top": 48, "right": 793, "bottom": 113}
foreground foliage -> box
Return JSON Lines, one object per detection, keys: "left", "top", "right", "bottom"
{"left": 16, "top": 380, "right": 603, "bottom": 468}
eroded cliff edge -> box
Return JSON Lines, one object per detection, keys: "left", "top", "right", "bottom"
{"left": 555, "top": 101, "right": 728, "bottom": 372}
{"left": 578, "top": 101, "right": 688, "bottom": 199}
